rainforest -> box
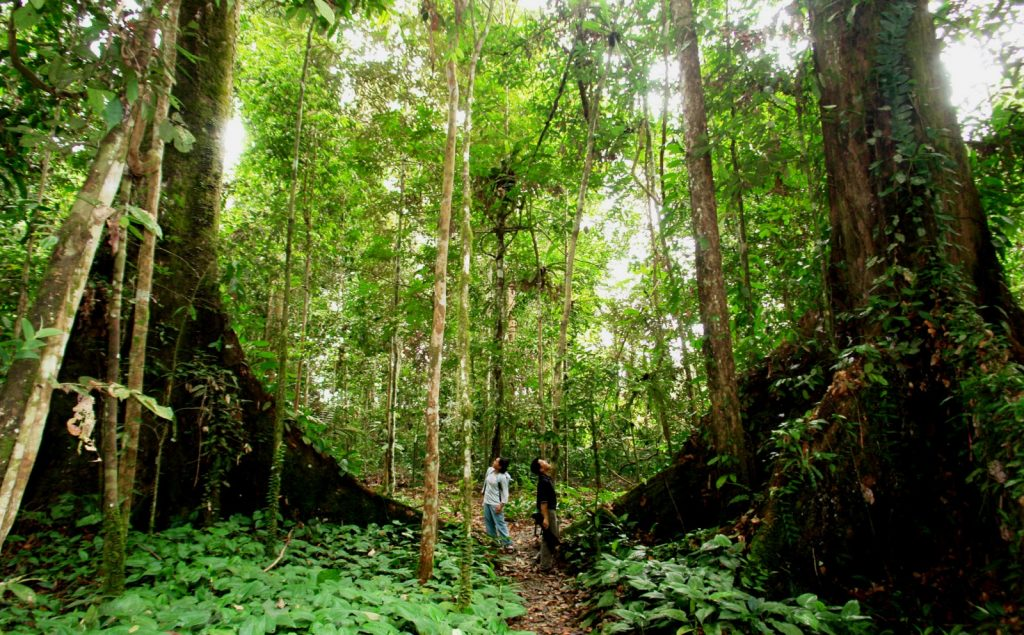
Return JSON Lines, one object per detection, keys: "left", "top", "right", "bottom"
{"left": 1, "top": 0, "right": 1023, "bottom": 632}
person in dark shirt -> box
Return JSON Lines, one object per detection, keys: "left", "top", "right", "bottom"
{"left": 530, "top": 457, "right": 559, "bottom": 571}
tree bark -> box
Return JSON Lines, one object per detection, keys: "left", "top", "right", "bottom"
{"left": 119, "top": 0, "right": 182, "bottom": 524}
{"left": 143, "top": 0, "right": 242, "bottom": 526}
{"left": 671, "top": 0, "right": 749, "bottom": 481}
{"left": 101, "top": 194, "right": 129, "bottom": 594}
{"left": 456, "top": 1, "right": 491, "bottom": 606}
{"left": 293, "top": 139, "right": 318, "bottom": 414}
{"left": 0, "top": 123, "right": 129, "bottom": 549}
{"left": 810, "top": 0, "right": 1024, "bottom": 345}
{"left": 418, "top": 0, "right": 462, "bottom": 584}
{"left": 384, "top": 201, "right": 404, "bottom": 497}
{"left": 489, "top": 211, "right": 508, "bottom": 459}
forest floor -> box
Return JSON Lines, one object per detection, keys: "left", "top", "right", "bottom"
{"left": 494, "top": 517, "right": 593, "bottom": 635}
{"left": 395, "top": 479, "right": 597, "bottom": 633}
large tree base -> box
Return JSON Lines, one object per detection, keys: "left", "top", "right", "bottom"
{"left": 13, "top": 316, "right": 418, "bottom": 539}
{"left": 608, "top": 335, "right": 1014, "bottom": 624}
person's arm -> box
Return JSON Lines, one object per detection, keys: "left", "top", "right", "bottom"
{"left": 539, "top": 500, "right": 549, "bottom": 529}
{"left": 497, "top": 475, "right": 508, "bottom": 512}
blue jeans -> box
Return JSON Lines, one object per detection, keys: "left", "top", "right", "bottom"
{"left": 483, "top": 504, "right": 511, "bottom": 546}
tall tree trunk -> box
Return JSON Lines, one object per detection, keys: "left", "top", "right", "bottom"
{"left": 267, "top": 21, "right": 315, "bottom": 541}
{"left": 101, "top": 186, "right": 130, "bottom": 594}
{"left": 293, "top": 139, "right": 317, "bottom": 413}
{"left": 384, "top": 201, "right": 404, "bottom": 497}
{"left": 0, "top": 122, "right": 130, "bottom": 548}
{"left": 810, "top": 0, "right": 1024, "bottom": 342}
{"left": 537, "top": 308, "right": 547, "bottom": 455}
{"left": 657, "top": 0, "right": 698, "bottom": 433}
{"left": 638, "top": 109, "right": 674, "bottom": 459}
{"left": 119, "top": 0, "right": 182, "bottom": 525}
{"left": 146, "top": 0, "right": 241, "bottom": 526}
{"left": 589, "top": 402, "right": 601, "bottom": 490}
{"left": 457, "top": 85, "right": 475, "bottom": 613}
{"left": 489, "top": 221, "right": 507, "bottom": 459}
{"left": 750, "top": 0, "right": 1024, "bottom": 600}
{"left": 418, "top": 0, "right": 462, "bottom": 584}
{"left": 671, "top": 0, "right": 749, "bottom": 480}
{"left": 552, "top": 44, "right": 604, "bottom": 471}
{"left": 456, "top": 3, "right": 492, "bottom": 606}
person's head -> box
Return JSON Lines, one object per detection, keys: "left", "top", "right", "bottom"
{"left": 492, "top": 457, "right": 510, "bottom": 473}
{"left": 530, "top": 458, "right": 552, "bottom": 477}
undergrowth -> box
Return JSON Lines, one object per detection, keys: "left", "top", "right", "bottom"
{"left": 0, "top": 504, "right": 528, "bottom": 634}
{"left": 572, "top": 523, "right": 871, "bottom": 635}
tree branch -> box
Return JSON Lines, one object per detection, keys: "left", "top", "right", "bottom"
{"left": 7, "top": 0, "right": 82, "bottom": 98}
{"left": 526, "top": 44, "right": 575, "bottom": 168}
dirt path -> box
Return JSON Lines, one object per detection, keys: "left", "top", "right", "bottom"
{"left": 495, "top": 517, "right": 593, "bottom": 635}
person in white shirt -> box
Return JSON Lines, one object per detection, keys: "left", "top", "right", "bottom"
{"left": 482, "top": 457, "right": 513, "bottom": 551}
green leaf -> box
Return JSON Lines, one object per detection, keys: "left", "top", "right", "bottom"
{"left": 6, "top": 582, "right": 37, "bottom": 605}
{"left": 173, "top": 125, "right": 196, "bottom": 153}
{"left": 158, "top": 119, "right": 176, "bottom": 142}
{"left": 174, "top": 608, "right": 213, "bottom": 628}
{"left": 133, "top": 393, "right": 175, "bottom": 420}
{"left": 126, "top": 73, "right": 139, "bottom": 104}
{"left": 313, "top": 0, "right": 335, "bottom": 24}
{"left": 103, "top": 97, "right": 124, "bottom": 131}
{"left": 840, "top": 599, "right": 862, "bottom": 618}
{"left": 769, "top": 621, "right": 804, "bottom": 635}
{"left": 711, "top": 534, "right": 732, "bottom": 548}
{"left": 29, "top": 0, "right": 47, "bottom": 9}
{"left": 126, "top": 205, "right": 163, "bottom": 238}
{"left": 76, "top": 513, "right": 102, "bottom": 527}
{"left": 13, "top": 6, "right": 40, "bottom": 30}
{"left": 103, "top": 593, "right": 150, "bottom": 617}
{"left": 87, "top": 89, "right": 112, "bottom": 117}
{"left": 34, "top": 328, "right": 63, "bottom": 338}
{"left": 239, "top": 615, "right": 267, "bottom": 635}
{"left": 695, "top": 606, "right": 715, "bottom": 623}
{"left": 19, "top": 318, "right": 35, "bottom": 341}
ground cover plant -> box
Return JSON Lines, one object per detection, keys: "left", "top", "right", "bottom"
{"left": 0, "top": 499, "right": 528, "bottom": 634}
{"left": 572, "top": 523, "right": 870, "bottom": 635}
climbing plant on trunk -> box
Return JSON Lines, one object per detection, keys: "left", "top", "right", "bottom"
{"left": 118, "top": 0, "right": 183, "bottom": 529}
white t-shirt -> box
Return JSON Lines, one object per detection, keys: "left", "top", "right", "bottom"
{"left": 482, "top": 467, "right": 511, "bottom": 506}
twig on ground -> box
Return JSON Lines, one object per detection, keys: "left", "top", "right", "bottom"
{"left": 263, "top": 529, "right": 294, "bottom": 572}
